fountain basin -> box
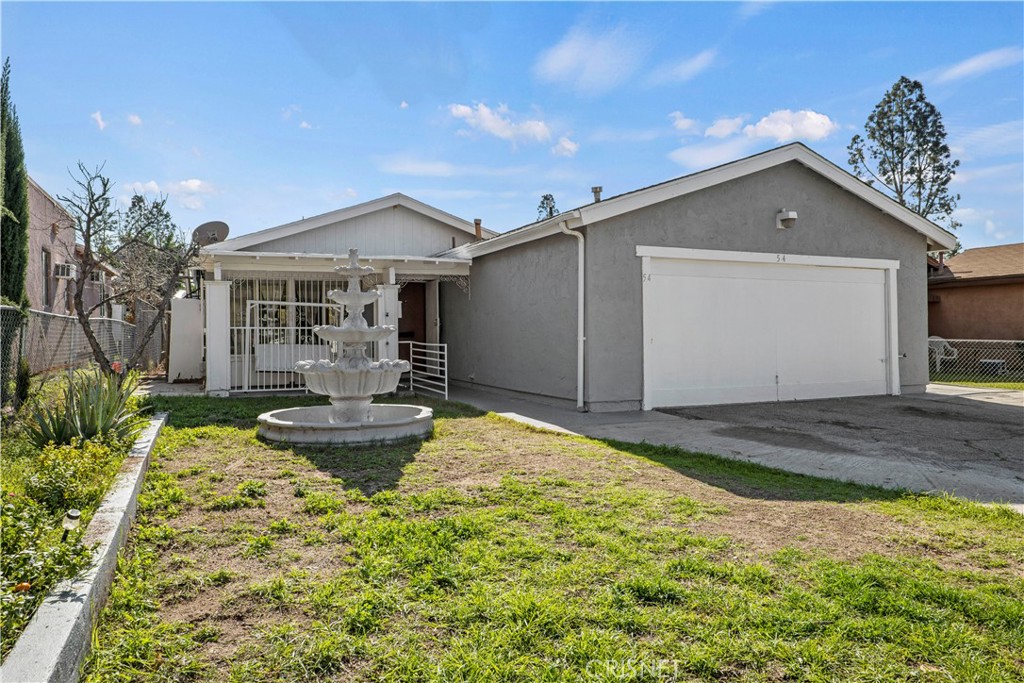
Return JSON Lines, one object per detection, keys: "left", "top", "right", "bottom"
{"left": 296, "top": 360, "right": 410, "bottom": 398}
{"left": 257, "top": 404, "right": 433, "bottom": 444}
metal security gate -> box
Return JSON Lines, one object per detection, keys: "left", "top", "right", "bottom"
{"left": 228, "top": 274, "right": 354, "bottom": 392}
{"left": 400, "top": 341, "right": 448, "bottom": 399}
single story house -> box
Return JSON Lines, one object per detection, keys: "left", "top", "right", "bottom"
{"left": 184, "top": 142, "right": 956, "bottom": 410}
{"left": 928, "top": 243, "right": 1024, "bottom": 340}
{"left": 175, "top": 193, "right": 496, "bottom": 389}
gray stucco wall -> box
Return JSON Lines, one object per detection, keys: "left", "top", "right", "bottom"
{"left": 441, "top": 235, "right": 578, "bottom": 401}
{"left": 585, "top": 160, "right": 928, "bottom": 410}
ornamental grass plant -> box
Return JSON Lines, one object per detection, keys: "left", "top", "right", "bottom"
{"left": 26, "top": 369, "right": 146, "bottom": 448}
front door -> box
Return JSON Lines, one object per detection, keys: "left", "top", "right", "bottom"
{"left": 398, "top": 282, "right": 426, "bottom": 362}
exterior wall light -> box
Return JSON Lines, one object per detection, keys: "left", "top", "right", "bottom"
{"left": 776, "top": 209, "right": 798, "bottom": 230}
{"left": 61, "top": 509, "right": 81, "bottom": 542}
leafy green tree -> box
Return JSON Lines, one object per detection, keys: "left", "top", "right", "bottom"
{"left": 537, "top": 193, "right": 559, "bottom": 221}
{"left": 1, "top": 58, "right": 30, "bottom": 306}
{"left": 848, "top": 76, "right": 960, "bottom": 237}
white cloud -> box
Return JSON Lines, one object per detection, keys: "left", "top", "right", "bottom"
{"left": 951, "top": 162, "right": 1022, "bottom": 185}
{"left": 669, "top": 111, "right": 698, "bottom": 133}
{"left": 953, "top": 207, "right": 1014, "bottom": 242}
{"left": 669, "top": 138, "right": 756, "bottom": 169}
{"left": 743, "top": 109, "right": 838, "bottom": 142}
{"left": 551, "top": 136, "right": 580, "bottom": 157}
{"left": 165, "top": 178, "right": 216, "bottom": 210}
{"left": 448, "top": 102, "right": 551, "bottom": 144}
{"left": 950, "top": 120, "right": 1024, "bottom": 160}
{"left": 328, "top": 187, "right": 359, "bottom": 202}
{"left": 590, "top": 126, "right": 666, "bottom": 143}
{"left": 935, "top": 47, "right": 1023, "bottom": 84}
{"left": 399, "top": 101, "right": 409, "bottom": 110}
{"left": 125, "top": 180, "right": 161, "bottom": 195}
{"left": 648, "top": 49, "right": 717, "bottom": 85}
{"left": 376, "top": 154, "right": 529, "bottom": 178}
{"left": 737, "top": 1, "right": 774, "bottom": 20}
{"left": 534, "top": 24, "right": 647, "bottom": 95}
{"left": 91, "top": 111, "right": 106, "bottom": 131}
{"left": 282, "top": 104, "right": 301, "bottom": 120}
{"left": 299, "top": 121, "right": 313, "bottom": 129}
{"left": 127, "top": 113, "right": 142, "bottom": 126}
{"left": 705, "top": 116, "right": 745, "bottom": 138}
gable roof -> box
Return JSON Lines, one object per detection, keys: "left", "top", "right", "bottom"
{"left": 931, "top": 242, "right": 1024, "bottom": 282}
{"left": 211, "top": 192, "right": 497, "bottom": 252}
{"left": 447, "top": 142, "right": 957, "bottom": 258}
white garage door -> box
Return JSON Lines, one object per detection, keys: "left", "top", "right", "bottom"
{"left": 640, "top": 248, "right": 898, "bottom": 408}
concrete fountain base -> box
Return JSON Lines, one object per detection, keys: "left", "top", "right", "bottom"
{"left": 257, "top": 404, "right": 433, "bottom": 445}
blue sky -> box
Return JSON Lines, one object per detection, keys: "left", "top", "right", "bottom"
{"left": 3, "top": 2, "right": 1022, "bottom": 248}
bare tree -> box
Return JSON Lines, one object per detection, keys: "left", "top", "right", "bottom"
{"left": 58, "top": 162, "right": 199, "bottom": 374}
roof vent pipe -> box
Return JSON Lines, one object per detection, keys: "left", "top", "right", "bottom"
{"left": 474, "top": 218, "right": 482, "bottom": 240}
{"left": 591, "top": 186, "right": 603, "bottom": 202}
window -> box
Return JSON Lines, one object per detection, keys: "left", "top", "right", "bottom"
{"left": 41, "top": 249, "right": 52, "bottom": 308}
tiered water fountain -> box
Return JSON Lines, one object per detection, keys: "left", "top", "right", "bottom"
{"left": 257, "top": 249, "right": 433, "bottom": 444}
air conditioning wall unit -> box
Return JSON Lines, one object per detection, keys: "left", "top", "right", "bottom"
{"left": 54, "top": 263, "right": 78, "bottom": 280}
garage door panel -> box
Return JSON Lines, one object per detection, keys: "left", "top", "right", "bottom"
{"left": 775, "top": 278, "right": 888, "bottom": 400}
{"left": 645, "top": 255, "right": 891, "bottom": 408}
{"left": 648, "top": 272, "right": 777, "bottom": 407}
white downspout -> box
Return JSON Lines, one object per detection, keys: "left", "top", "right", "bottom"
{"left": 559, "top": 219, "right": 586, "bottom": 411}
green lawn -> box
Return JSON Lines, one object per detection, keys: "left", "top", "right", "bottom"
{"left": 84, "top": 396, "right": 1024, "bottom": 682}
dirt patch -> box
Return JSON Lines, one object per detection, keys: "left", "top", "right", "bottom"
{"left": 125, "top": 412, "right": 1019, "bottom": 674}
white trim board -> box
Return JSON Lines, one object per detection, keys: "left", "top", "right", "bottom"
{"left": 635, "top": 245, "right": 900, "bottom": 271}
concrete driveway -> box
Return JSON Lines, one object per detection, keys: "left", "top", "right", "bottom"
{"left": 450, "top": 384, "right": 1024, "bottom": 509}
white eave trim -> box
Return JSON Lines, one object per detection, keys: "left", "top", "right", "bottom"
{"left": 211, "top": 193, "right": 496, "bottom": 252}
{"left": 453, "top": 212, "right": 584, "bottom": 258}
{"left": 454, "top": 143, "right": 957, "bottom": 258}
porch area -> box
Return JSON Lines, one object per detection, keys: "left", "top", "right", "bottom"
{"left": 181, "top": 253, "right": 469, "bottom": 399}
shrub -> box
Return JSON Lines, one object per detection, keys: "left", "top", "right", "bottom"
{"left": 26, "top": 369, "right": 146, "bottom": 447}
{"left": 23, "top": 441, "right": 118, "bottom": 513}
{"left": 0, "top": 494, "right": 92, "bottom": 657}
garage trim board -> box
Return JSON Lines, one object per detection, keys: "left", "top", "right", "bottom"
{"left": 637, "top": 246, "right": 900, "bottom": 410}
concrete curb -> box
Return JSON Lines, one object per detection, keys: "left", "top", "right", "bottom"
{"left": 0, "top": 413, "right": 168, "bottom": 683}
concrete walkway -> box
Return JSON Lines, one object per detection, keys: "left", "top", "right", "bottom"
{"left": 450, "top": 384, "right": 1024, "bottom": 511}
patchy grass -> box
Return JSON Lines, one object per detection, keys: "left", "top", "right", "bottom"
{"left": 84, "top": 396, "right": 1024, "bottom": 682}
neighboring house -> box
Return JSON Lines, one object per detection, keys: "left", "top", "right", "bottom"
{"left": 191, "top": 143, "right": 956, "bottom": 410}
{"left": 25, "top": 177, "right": 114, "bottom": 317}
{"left": 928, "top": 243, "right": 1024, "bottom": 340}
{"left": 26, "top": 177, "right": 76, "bottom": 314}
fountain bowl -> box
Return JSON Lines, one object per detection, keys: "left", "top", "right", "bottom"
{"left": 257, "top": 404, "right": 433, "bottom": 444}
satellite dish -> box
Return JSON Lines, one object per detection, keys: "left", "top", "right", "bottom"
{"left": 192, "top": 221, "right": 230, "bottom": 246}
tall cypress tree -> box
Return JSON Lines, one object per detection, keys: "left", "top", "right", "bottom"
{"left": 1, "top": 58, "right": 30, "bottom": 307}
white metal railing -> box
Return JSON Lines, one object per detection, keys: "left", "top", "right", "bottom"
{"left": 400, "top": 341, "right": 448, "bottom": 399}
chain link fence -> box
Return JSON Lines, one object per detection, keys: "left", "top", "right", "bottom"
{"left": 134, "top": 300, "right": 166, "bottom": 371}
{"left": 928, "top": 337, "right": 1024, "bottom": 386}
{"left": 1, "top": 305, "right": 138, "bottom": 406}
